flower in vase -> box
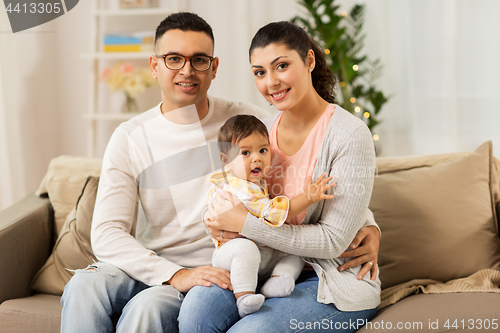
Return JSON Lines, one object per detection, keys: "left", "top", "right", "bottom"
{"left": 123, "top": 75, "right": 146, "bottom": 98}
{"left": 102, "top": 61, "right": 157, "bottom": 99}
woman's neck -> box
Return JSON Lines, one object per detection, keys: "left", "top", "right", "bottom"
{"left": 280, "top": 91, "right": 330, "bottom": 131}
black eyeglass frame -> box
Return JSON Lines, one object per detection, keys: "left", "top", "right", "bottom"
{"left": 155, "top": 53, "right": 214, "bottom": 72}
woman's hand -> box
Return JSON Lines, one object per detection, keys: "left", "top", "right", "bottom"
{"left": 337, "top": 226, "right": 380, "bottom": 281}
{"left": 205, "top": 190, "right": 249, "bottom": 238}
{"left": 203, "top": 209, "right": 241, "bottom": 243}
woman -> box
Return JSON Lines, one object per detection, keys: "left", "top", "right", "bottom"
{"left": 179, "top": 21, "right": 381, "bottom": 332}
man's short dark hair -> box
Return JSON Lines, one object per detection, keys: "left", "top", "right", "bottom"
{"left": 218, "top": 115, "right": 269, "bottom": 156}
{"left": 155, "top": 12, "right": 214, "bottom": 47}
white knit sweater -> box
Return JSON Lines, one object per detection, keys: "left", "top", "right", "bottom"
{"left": 241, "top": 106, "right": 381, "bottom": 311}
{"left": 91, "top": 96, "right": 270, "bottom": 286}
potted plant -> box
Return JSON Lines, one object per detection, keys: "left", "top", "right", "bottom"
{"left": 292, "top": 0, "right": 390, "bottom": 150}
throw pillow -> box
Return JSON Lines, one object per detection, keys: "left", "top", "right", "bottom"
{"left": 36, "top": 155, "right": 102, "bottom": 237}
{"left": 370, "top": 141, "right": 500, "bottom": 290}
{"left": 30, "top": 176, "right": 99, "bottom": 296}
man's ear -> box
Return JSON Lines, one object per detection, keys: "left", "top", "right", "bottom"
{"left": 220, "top": 152, "right": 230, "bottom": 169}
{"left": 211, "top": 57, "right": 219, "bottom": 80}
{"left": 150, "top": 54, "right": 159, "bottom": 79}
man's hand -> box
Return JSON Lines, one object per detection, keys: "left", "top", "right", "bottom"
{"left": 338, "top": 226, "right": 380, "bottom": 281}
{"left": 166, "top": 266, "right": 232, "bottom": 293}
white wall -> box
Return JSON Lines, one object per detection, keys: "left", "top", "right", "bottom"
{"left": 0, "top": 9, "right": 59, "bottom": 206}
{"left": 2, "top": 0, "right": 500, "bottom": 209}
{"left": 339, "top": 0, "right": 500, "bottom": 157}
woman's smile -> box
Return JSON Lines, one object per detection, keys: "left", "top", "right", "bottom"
{"left": 270, "top": 88, "right": 291, "bottom": 101}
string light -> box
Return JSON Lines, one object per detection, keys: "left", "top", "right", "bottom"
{"left": 350, "top": 97, "right": 356, "bottom": 103}
{"left": 353, "top": 65, "right": 359, "bottom": 71}
{"left": 354, "top": 106, "right": 361, "bottom": 113}
{"left": 364, "top": 112, "right": 370, "bottom": 118}
{"left": 324, "top": 49, "right": 330, "bottom": 55}
{"left": 373, "top": 134, "right": 379, "bottom": 141}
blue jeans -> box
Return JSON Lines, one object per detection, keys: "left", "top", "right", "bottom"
{"left": 60, "top": 262, "right": 184, "bottom": 333}
{"left": 179, "top": 271, "right": 377, "bottom": 333}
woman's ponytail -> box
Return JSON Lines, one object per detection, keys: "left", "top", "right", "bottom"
{"left": 308, "top": 36, "right": 336, "bottom": 104}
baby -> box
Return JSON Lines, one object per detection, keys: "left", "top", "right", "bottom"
{"left": 207, "top": 114, "right": 334, "bottom": 318}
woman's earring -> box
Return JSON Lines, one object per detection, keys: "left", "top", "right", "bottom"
{"left": 309, "top": 68, "right": 313, "bottom": 72}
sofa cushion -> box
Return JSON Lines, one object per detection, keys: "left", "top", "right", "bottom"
{"left": 357, "top": 293, "right": 500, "bottom": 332}
{"left": 0, "top": 294, "right": 62, "bottom": 333}
{"left": 30, "top": 176, "right": 98, "bottom": 296}
{"left": 369, "top": 141, "right": 500, "bottom": 289}
{"left": 36, "top": 155, "right": 102, "bottom": 236}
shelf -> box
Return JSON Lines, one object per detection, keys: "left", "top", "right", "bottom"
{"left": 81, "top": 52, "right": 153, "bottom": 59}
{"left": 85, "top": 0, "right": 181, "bottom": 156}
{"left": 96, "top": 8, "right": 174, "bottom": 17}
{"left": 83, "top": 113, "right": 141, "bottom": 121}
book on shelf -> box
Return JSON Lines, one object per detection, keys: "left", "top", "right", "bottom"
{"left": 119, "top": 0, "right": 159, "bottom": 9}
{"left": 103, "top": 32, "right": 154, "bottom": 53}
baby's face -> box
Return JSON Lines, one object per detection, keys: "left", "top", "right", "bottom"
{"left": 225, "top": 133, "right": 271, "bottom": 184}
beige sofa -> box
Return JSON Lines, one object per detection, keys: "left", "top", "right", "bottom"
{"left": 1, "top": 142, "right": 500, "bottom": 333}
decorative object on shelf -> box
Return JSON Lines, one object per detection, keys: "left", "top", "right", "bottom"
{"left": 122, "top": 93, "right": 140, "bottom": 113}
{"left": 119, "top": 0, "right": 159, "bottom": 9}
{"left": 292, "top": 0, "right": 390, "bottom": 153}
{"left": 101, "top": 62, "right": 157, "bottom": 113}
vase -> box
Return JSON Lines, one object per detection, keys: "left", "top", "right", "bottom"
{"left": 122, "top": 94, "right": 139, "bottom": 113}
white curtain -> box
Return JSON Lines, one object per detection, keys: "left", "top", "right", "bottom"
{"left": 338, "top": 0, "right": 500, "bottom": 157}
{"left": 202, "top": 0, "right": 500, "bottom": 157}
{"left": 0, "top": 12, "right": 26, "bottom": 210}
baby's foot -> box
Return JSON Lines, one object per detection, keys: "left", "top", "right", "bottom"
{"left": 236, "top": 293, "right": 265, "bottom": 318}
{"left": 260, "top": 273, "right": 295, "bottom": 298}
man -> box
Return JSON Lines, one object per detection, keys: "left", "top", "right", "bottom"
{"left": 61, "top": 12, "right": 380, "bottom": 333}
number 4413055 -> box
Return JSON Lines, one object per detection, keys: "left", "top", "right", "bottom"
{"left": 6, "top": 2, "right": 62, "bottom": 14}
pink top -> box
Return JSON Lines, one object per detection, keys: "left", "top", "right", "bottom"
{"left": 266, "top": 104, "right": 335, "bottom": 225}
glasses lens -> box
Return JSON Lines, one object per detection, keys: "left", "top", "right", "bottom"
{"left": 165, "top": 55, "right": 185, "bottom": 70}
{"left": 191, "top": 56, "right": 211, "bottom": 71}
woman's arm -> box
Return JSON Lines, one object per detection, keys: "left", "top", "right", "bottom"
{"left": 208, "top": 125, "right": 376, "bottom": 259}
{"left": 205, "top": 192, "right": 380, "bottom": 281}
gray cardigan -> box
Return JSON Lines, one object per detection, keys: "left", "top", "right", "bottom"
{"left": 241, "top": 105, "right": 381, "bottom": 311}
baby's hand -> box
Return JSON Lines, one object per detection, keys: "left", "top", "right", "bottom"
{"left": 303, "top": 173, "right": 335, "bottom": 204}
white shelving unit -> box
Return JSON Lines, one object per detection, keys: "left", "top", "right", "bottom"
{"left": 84, "top": 0, "right": 180, "bottom": 157}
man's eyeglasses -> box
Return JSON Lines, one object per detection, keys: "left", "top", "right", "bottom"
{"left": 155, "top": 54, "right": 214, "bottom": 72}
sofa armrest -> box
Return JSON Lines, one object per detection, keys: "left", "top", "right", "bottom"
{"left": 0, "top": 193, "right": 54, "bottom": 304}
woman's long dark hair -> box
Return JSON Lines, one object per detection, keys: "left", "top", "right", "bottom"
{"left": 249, "top": 21, "right": 336, "bottom": 104}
